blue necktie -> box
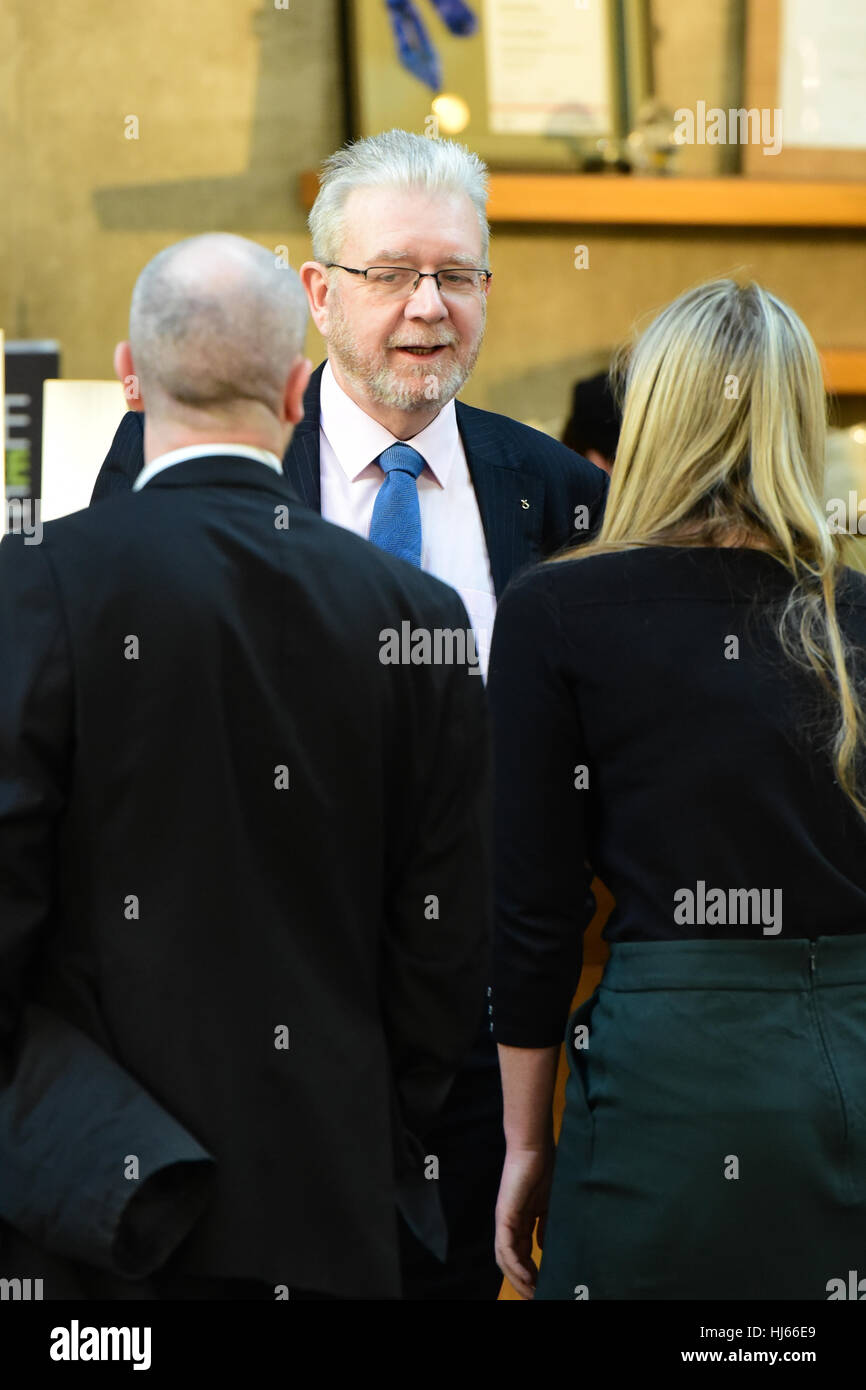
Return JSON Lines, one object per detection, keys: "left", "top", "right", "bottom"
{"left": 368, "top": 443, "right": 426, "bottom": 567}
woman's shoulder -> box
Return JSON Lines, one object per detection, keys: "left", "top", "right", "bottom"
{"left": 507, "top": 548, "right": 866, "bottom": 616}
{"left": 524, "top": 544, "right": 761, "bottom": 608}
{"left": 837, "top": 565, "right": 866, "bottom": 607}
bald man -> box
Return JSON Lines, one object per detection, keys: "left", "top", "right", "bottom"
{"left": 0, "top": 235, "right": 490, "bottom": 1300}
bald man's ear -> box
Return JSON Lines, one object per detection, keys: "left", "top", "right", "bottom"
{"left": 283, "top": 356, "right": 313, "bottom": 426}
{"left": 114, "top": 341, "right": 144, "bottom": 412}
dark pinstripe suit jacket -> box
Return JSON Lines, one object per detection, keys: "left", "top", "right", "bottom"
{"left": 91, "top": 361, "right": 608, "bottom": 593}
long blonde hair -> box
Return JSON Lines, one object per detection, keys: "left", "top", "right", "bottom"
{"left": 560, "top": 279, "right": 866, "bottom": 820}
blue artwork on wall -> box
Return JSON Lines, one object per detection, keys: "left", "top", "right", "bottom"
{"left": 385, "top": 0, "right": 478, "bottom": 91}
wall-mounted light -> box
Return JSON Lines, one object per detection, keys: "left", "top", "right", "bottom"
{"left": 431, "top": 93, "right": 471, "bottom": 134}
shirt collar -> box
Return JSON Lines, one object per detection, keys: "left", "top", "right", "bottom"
{"left": 133, "top": 443, "right": 284, "bottom": 492}
{"left": 319, "top": 358, "right": 459, "bottom": 488}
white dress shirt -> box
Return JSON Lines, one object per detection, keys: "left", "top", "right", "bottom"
{"left": 132, "top": 443, "right": 283, "bottom": 492}
{"left": 318, "top": 359, "right": 497, "bottom": 677}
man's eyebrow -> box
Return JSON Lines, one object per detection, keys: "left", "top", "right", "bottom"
{"left": 366, "top": 250, "right": 484, "bottom": 267}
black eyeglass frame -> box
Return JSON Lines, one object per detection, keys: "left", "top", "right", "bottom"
{"left": 324, "top": 263, "right": 492, "bottom": 294}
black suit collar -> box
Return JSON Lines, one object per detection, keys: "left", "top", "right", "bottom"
{"left": 139, "top": 454, "right": 304, "bottom": 506}
{"left": 283, "top": 361, "right": 544, "bottom": 595}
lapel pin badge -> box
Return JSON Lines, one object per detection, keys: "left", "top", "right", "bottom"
{"left": 520, "top": 498, "right": 530, "bottom": 509}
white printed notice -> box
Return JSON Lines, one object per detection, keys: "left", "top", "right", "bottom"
{"left": 483, "top": 0, "right": 613, "bottom": 137}
{"left": 780, "top": 0, "right": 866, "bottom": 148}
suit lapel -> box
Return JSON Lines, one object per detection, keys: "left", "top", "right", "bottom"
{"left": 456, "top": 401, "right": 545, "bottom": 598}
{"left": 283, "top": 362, "right": 324, "bottom": 512}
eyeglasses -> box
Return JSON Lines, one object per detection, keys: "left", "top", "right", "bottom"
{"left": 325, "top": 264, "right": 491, "bottom": 299}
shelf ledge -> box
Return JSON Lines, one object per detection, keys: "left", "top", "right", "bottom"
{"left": 300, "top": 171, "right": 866, "bottom": 228}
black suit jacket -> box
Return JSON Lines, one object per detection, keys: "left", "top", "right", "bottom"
{"left": 90, "top": 361, "right": 609, "bottom": 594}
{"left": 0, "top": 455, "right": 491, "bottom": 1299}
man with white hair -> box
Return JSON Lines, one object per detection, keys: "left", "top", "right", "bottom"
{"left": 92, "top": 131, "right": 608, "bottom": 1299}
{"left": 0, "top": 233, "right": 490, "bottom": 1300}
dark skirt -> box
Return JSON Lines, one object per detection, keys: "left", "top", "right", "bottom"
{"left": 535, "top": 934, "right": 866, "bottom": 1300}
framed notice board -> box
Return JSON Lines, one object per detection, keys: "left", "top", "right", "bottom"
{"left": 744, "top": 0, "right": 866, "bottom": 179}
{"left": 344, "top": 0, "right": 628, "bottom": 170}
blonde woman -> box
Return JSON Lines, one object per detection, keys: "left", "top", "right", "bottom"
{"left": 487, "top": 280, "right": 866, "bottom": 1300}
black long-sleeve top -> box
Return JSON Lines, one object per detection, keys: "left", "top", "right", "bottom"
{"left": 487, "top": 546, "right": 866, "bottom": 1047}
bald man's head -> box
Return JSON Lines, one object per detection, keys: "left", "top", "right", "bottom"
{"left": 128, "top": 234, "right": 308, "bottom": 420}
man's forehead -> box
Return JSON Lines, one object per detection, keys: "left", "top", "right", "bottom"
{"left": 340, "top": 186, "right": 482, "bottom": 261}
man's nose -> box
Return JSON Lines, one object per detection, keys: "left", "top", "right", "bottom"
{"left": 405, "top": 275, "right": 449, "bottom": 320}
